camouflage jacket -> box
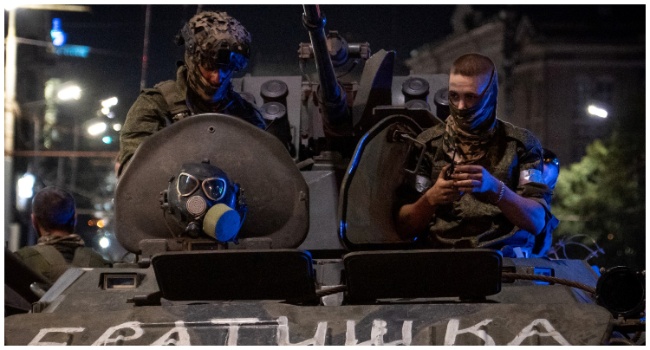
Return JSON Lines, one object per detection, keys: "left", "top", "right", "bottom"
{"left": 397, "top": 119, "right": 555, "bottom": 252}
{"left": 117, "top": 65, "right": 266, "bottom": 174}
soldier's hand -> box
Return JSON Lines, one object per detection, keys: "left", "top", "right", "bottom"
{"left": 451, "top": 164, "right": 500, "bottom": 195}
{"left": 424, "top": 164, "right": 463, "bottom": 206}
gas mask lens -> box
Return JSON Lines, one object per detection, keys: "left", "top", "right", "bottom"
{"left": 202, "top": 177, "right": 227, "bottom": 201}
{"left": 178, "top": 173, "right": 200, "bottom": 197}
{"left": 177, "top": 172, "right": 227, "bottom": 201}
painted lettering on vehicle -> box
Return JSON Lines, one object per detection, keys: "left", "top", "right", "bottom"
{"left": 27, "top": 317, "right": 570, "bottom": 345}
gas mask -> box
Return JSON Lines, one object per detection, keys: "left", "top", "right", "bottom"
{"left": 161, "top": 160, "right": 247, "bottom": 243}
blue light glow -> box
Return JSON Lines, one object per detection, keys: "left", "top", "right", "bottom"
{"left": 339, "top": 220, "right": 347, "bottom": 239}
{"left": 591, "top": 265, "right": 602, "bottom": 276}
{"left": 533, "top": 267, "right": 553, "bottom": 285}
{"left": 54, "top": 45, "right": 90, "bottom": 58}
{"left": 347, "top": 133, "right": 369, "bottom": 175}
{"left": 50, "top": 18, "right": 67, "bottom": 47}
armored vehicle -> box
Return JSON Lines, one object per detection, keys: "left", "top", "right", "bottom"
{"left": 5, "top": 5, "right": 645, "bottom": 345}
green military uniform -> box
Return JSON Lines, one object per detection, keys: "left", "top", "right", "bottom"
{"left": 117, "top": 65, "right": 266, "bottom": 174}
{"left": 398, "top": 119, "right": 556, "bottom": 253}
{"left": 14, "top": 234, "right": 111, "bottom": 284}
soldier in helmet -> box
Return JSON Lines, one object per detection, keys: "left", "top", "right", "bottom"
{"left": 116, "top": 11, "right": 268, "bottom": 175}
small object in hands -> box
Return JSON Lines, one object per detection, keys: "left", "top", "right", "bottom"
{"left": 445, "top": 149, "right": 456, "bottom": 180}
{"left": 445, "top": 162, "right": 455, "bottom": 180}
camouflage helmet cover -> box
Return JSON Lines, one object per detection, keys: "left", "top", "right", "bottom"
{"left": 181, "top": 11, "right": 251, "bottom": 67}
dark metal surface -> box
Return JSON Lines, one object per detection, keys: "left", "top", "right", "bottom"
{"left": 338, "top": 115, "right": 425, "bottom": 249}
{"left": 152, "top": 250, "right": 315, "bottom": 301}
{"left": 351, "top": 49, "right": 395, "bottom": 132}
{"left": 115, "top": 114, "right": 309, "bottom": 253}
{"left": 4, "top": 257, "right": 622, "bottom": 345}
{"left": 232, "top": 75, "right": 303, "bottom": 158}
{"left": 344, "top": 249, "right": 502, "bottom": 303}
{"left": 297, "top": 170, "right": 347, "bottom": 252}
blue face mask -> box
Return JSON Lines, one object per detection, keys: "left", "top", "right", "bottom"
{"left": 210, "top": 69, "right": 233, "bottom": 103}
{"left": 209, "top": 51, "right": 248, "bottom": 102}
{"left": 211, "top": 50, "right": 248, "bottom": 72}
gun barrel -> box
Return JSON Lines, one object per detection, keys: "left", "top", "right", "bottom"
{"left": 302, "top": 5, "right": 350, "bottom": 124}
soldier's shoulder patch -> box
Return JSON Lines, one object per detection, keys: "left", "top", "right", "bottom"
{"left": 519, "top": 168, "right": 543, "bottom": 186}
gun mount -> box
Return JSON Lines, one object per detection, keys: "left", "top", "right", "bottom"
{"left": 301, "top": 5, "right": 351, "bottom": 126}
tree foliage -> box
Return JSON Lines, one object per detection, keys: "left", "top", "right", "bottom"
{"left": 552, "top": 113, "right": 645, "bottom": 269}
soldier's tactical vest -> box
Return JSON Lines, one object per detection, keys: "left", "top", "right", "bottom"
{"left": 18, "top": 245, "right": 108, "bottom": 284}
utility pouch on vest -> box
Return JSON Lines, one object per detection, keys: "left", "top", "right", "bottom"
{"left": 30, "top": 245, "right": 70, "bottom": 283}
{"left": 72, "top": 247, "right": 109, "bottom": 268}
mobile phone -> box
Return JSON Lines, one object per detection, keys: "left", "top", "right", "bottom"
{"left": 444, "top": 162, "right": 455, "bottom": 180}
{"left": 445, "top": 148, "right": 457, "bottom": 180}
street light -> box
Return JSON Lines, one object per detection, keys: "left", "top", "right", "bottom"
{"left": 16, "top": 169, "right": 36, "bottom": 212}
{"left": 587, "top": 104, "right": 608, "bottom": 119}
{"left": 87, "top": 121, "right": 108, "bottom": 136}
{"left": 100, "top": 96, "right": 118, "bottom": 116}
{"left": 42, "top": 79, "right": 84, "bottom": 150}
{"left": 86, "top": 97, "right": 120, "bottom": 145}
{"left": 99, "top": 236, "right": 111, "bottom": 249}
{"left": 22, "top": 80, "right": 83, "bottom": 179}
{"left": 56, "top": 83, "right": 82, "bottom": 101}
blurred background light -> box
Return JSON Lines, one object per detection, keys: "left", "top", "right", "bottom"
{"left": 587, "top": 104, "right": 608, "bottom": 118}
